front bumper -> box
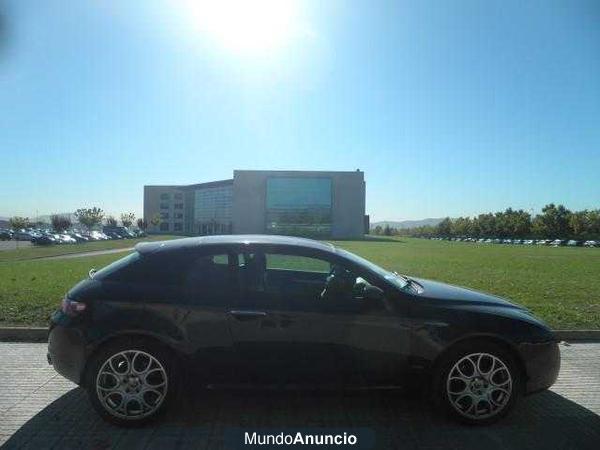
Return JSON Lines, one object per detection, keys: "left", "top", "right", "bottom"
{"left": 47, "top": 323, "right": 87, "bottom": 385}
{"left": 518, "top": 340, "right": 561, "bottom": 394}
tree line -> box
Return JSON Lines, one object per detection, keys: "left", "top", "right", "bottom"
{"left": 372, "top": 204, "right": 600, "bottom": 240}
{"left": 8, "top": 208, "right": 151, "bottom": 233}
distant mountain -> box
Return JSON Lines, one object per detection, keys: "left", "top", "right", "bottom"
{"left": 370, "top": 218, "right": 444, "bottom": 229}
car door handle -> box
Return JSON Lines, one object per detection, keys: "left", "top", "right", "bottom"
{"left": 228, "top": 310, "right": 268, "bottom": 321}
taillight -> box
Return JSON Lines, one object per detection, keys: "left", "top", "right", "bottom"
{"left": 61, "top": 297, "right": 87, "bottom": 316}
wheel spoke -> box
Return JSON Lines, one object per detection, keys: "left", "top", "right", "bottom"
{"left": 477, "top": 354, "right": 495, "bottom": 377}
{"left": 455, "top": 357, "right": 476, "bottom": 379}
{"left": 447, "top": 376, "right": 469, "bottom": 395}
{"left": 490, "top": 367, "right": 510, "bottom": 386}
{"left": 132, "top": 352, "right": 153, "bottom": 375}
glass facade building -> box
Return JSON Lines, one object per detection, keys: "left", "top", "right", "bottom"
{"left": 144, "top": 170, "right": 366, "bottom": 238}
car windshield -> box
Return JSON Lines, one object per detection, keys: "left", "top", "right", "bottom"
{"left": 335, "top": 247, "right": 409, "bottom": 289}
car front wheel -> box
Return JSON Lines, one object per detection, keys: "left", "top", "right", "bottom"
{"left": 86, "top": 339, "right": 173, "bottom": 426}
{"left": 434, "top": 342, "right": 519, "bottom": 425}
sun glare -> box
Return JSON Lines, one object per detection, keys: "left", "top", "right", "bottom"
{"left": 180, "top": 0, "right": 303, "bottom": 54}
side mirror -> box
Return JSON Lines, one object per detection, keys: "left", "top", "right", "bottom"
{"left": 363, "top": 285, "right": 384, "bottom": 301}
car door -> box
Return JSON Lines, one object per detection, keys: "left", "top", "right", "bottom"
{"left": 227, "top": 245, "right": 343, "bottom": 385}
{"left": 275, "top": 253, "right": 413, "bottom": 386}
{"left": 322, "top": 266, "right": 413, "bottom": 385}
{"left": 226, "top": 245, "right": 412, "bottom": 387}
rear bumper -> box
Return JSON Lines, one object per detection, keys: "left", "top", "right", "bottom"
{"left": 47, "top": 323, "right": 87, "bottom": 385}
{"left": 518, "top": 340, "right": 561, "bottom": 394}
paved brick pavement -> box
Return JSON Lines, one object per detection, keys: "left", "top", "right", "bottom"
{"left": 1, "top": 342, "right": 599, "bottom": 449}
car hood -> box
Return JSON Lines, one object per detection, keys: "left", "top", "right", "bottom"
{"left": 411, "top": 277, "right": 525, "bottom": 311}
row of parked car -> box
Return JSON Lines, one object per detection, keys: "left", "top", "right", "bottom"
{"left": 0, "top": 227, "right": 146, "bottom": 245}
{"left": 430, "top": 237, "right": 598, "bottom": 247}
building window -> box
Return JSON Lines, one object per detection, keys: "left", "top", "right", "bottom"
{"left": 193, "top": 184, "right": 233, "bottom": 236}
{"left": 174, "top": 222, "right": 183, "bottom": 232}
{"left": 175, "top": 212, "right": 184, "bottom": 219}
{"left": 174, "top": 193, "right": 183, "bottom": 200}
{"left": 160, "top": 193, "right": 170, "bottom": 200}
{"left": 265, "top": 177, "right": 332, "bottom": 237}
{"left": 160, "top": 203, "right": 169, "bottom": 209}
{"left": 160, "top": 212, "right": 169, "bottom": 220}
{"left": 160, "top": 223, "right": 169, "bottom": 231}
{"left": 174, "top": 203, "right": 184, "bottom": 210}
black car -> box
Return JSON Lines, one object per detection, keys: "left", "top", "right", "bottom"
{"left": 48, "top": 235, "right": 560, "bottom": 426}
{"left": 31, "top": 234, "right": 56, "bottom": 246}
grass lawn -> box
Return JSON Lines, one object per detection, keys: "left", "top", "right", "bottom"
{"left": 0, "top": 254, "right": 128, "bottom": 326}
{"left": 0, "top": 237, "right": 598, "bottom": 329}
{"left": 0, "top": 235, "right": 180, "bottom": 263}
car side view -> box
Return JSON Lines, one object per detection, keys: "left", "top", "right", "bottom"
{"left": 48, "top": 235, "right": 560, "bottom": 426}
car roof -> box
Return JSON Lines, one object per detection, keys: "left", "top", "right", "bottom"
{"left": 135, "top": 234, "right": 337, "bottom": 256}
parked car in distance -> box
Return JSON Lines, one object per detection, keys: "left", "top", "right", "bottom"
{"left": 13, "top": 230, "right": 34, "bottom": 241}
{"left": 69, "top": 233, "right": 89, "bottom": 243}
{"left": 88, "top": 231, "right": 110, "bottom": 241}
{"left": 103, "top": 226, "right": 135, "bottom": 239}
{"left": 32, "top": 234, "right": 56, "bottom": 246}
{"left": 583, "top": 240, "right": 597, "bottom": 248}
{"left": 58, "top": 234, "right": 77, "bottom": 244}
{"left": 550, "top": 239, "right": 565, "bottom": 247}
{"left": 566, "top": 240, "right": 580, "bottom": 247}
{"left": 48, "top": 235, "right": 560, "bottom": 427}
{"left": 0, "top": 229, "right": 12, "bottom": 240}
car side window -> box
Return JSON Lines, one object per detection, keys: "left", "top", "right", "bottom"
{"left": 237, "top": 250, "right": 381, "bottom": 312}
{"left": 236, "top": 251, "right": 330, "bottom": 310}
{"left": 266, "top": 254, "right": 331, "bottom": 273}
{"left": 183, "top": 252, "right": 237, "bottom": 305}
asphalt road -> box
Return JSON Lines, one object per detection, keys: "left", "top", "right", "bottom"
{"left": 0, "top": 342, "right": 599, "bottom": 449}
{"left": 39, "top": 247, "right": 133, "bottom": 259}
{"left": 0, "top": 241, "right": 32, "bottom": 251}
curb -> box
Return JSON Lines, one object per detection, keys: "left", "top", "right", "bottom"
{"left": 554, "top": 330, "right": 600, "bottom": 342}
{"left": 0, "top": 327, "right": 599, "bottom": 343}
{"left": 0, "top": 327, "right": 47, "bottom": 342}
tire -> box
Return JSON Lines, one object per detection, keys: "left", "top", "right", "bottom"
{"left": 85, "top": 337, "right": 176, "bottom": 427}
{"left": 432, "top": 340, "right": 520, "bottom": 425}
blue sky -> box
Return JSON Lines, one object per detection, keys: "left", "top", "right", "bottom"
{"left": 0, "top": 0, "right": 598, "bottom": 222}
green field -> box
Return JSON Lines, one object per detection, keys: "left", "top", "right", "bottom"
{"left": 0, "top": 235, "right": 179, "bottom": 263}
{"left": 0, "top": 237, "right": 598, "bottom": 329}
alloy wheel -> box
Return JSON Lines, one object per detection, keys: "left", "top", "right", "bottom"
{"left": 96, "top": 350, "right": 168, "bottom": 420}
{"left": 446, "top": 352, "right": 512, "bottom": 420}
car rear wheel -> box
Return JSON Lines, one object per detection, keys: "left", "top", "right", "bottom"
{"left": 433, "top": 341, "right": 519, "bottom": 425}
{"left": 85, "top": 339, "right": 174, "bottom": 426}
